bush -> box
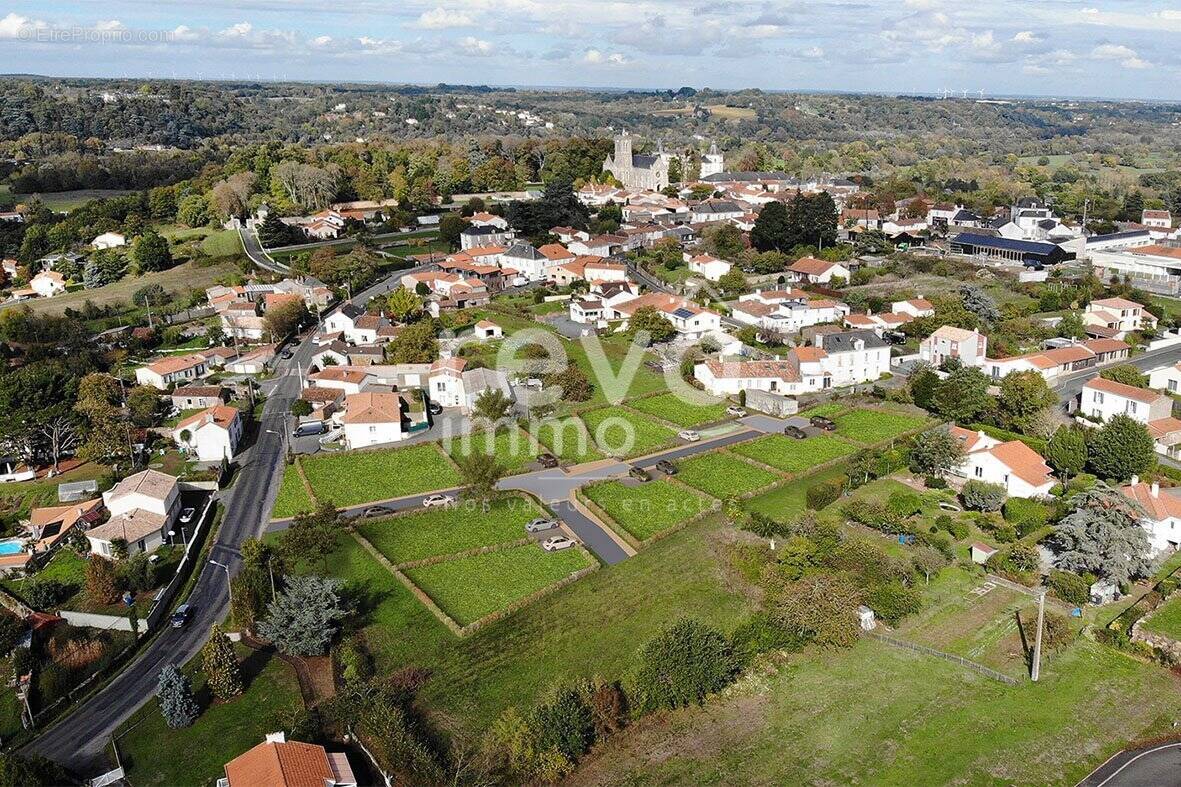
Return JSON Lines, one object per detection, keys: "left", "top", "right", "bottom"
{"left": 729, "top": 612, "right": 809, "bottom": 665}
{"left": 842, "top": 498, "right": 907, "bottom": 534}
{"left": 806, "top": 477, "right": 845, "bottom": 511}
{"left": 886, "top": 490, "right": 922, "bottom": 518}
{"left": 1004, "top": 497, "right": 1050, "bottom": 532}
{"left": 915, "top": 530, "right": 955, "bottom": 560}
{"left": 1041, "top": 612, "right": 1076, "bottom": 653}
{"left": 633, "top": 619, "right": 740, "bottom": 713}
{"left": 924, "top": 475, "right": 947, "bottom": 489}
{"left": 22, "top": 579, "right": 73, "bottom": 610}
{"left": 866, "top": 582, "right": 923, "bottom": 626}
{"left": 530, "top": 685, "right": 595, "bottom": 763}
{"left": 933, "top": 514, "right": 968, "bottom": 540}
{"left": 1047, "top": 570, "right": 1090, "bottom": 607}
{"left": 961, "top": 480, "right": 1007, "bottom": 512}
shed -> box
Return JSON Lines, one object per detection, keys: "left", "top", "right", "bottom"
{"left": 857, "top": 605, "right": 876, "bottom": 632}
{"left": 970, "top": 542, "right": 998, "bottom": 565}
{"left": 58, "top": 480, "right": 99, "bottom": 502}
{"left": 1090, "top": 580, "right": 1120, "bottom": 605}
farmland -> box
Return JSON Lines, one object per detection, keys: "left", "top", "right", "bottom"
{"left": 357, "top": 496, "right": 542, "bottom": 564}
{"left": 676, "top": 452, "right": 780, "bottom": 499}
{"left": 732, "top": 434, "right": 855, "bottom": 474}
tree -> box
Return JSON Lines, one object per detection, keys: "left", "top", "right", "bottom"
{"left": 386, "top": 287, "right": 423, "bottom": 322}
{"left": 750, "top": 200, "right": 791, "bottom": 252}
{"left": 1089, "top": 414, "right": 1155, "bottom": 481}
{"left": 290, "top": 399, "right": 313, "bottom": 417}
{"left": 264, "top": 298, "right": 308, "bottom": 342}
{"left": 716, "top": 268, "right": 748, "bottom": 295}
{"left": 85, "top": 555, "right": 119, "bottom": 606}
{"left": 473, "top": 388, "right": 514, "bottom": 424}
{"left": 281, "top": 500, "right": 339, "bottom": 570}
{"left": 1057, "top": 312, "right": 1085, "bottom": 339}
{"left": 201, "top": 624, "right": 243, "bottom": 700}
{"left": 910, "top": 427, "right": 966, "bottom": 479}
{"left": 543, "top": 365, "right": 593, "bottom": 402}
{"left": 633, "top": 619, "right": 738, "bottom": 712}
{"left": 961, "top": 480, "right": 1007, "bottom": 512}
{"left": 83, "top": 249, "right": 125, "bottom": 289}
{"left": 74, "top": 372, "right": 131, "bottom": 464}
{"left": 257, "top": 574, "right": 346, "bottom": 656}
{"left": 1046, "top": 427, "right": 1087, "bottom": 481}
{"left": 625, "top": 306, "right": 676, "bottom": 345}
{"left": 960, "top": 285, "right": 999, "bottom": 324}
{"left": 1100, "top": 364, "right": 1148, "bottom": 388}
{"left": 530, "top": 685, "right": 596, "bottom": 763}
{"left": 0, "top": 753, "right": 70, "bottom": 786}
{"left": 126, "top": 385, "right": 160, "bottom": 428}
{"left": 176, "top": 194, "right": 210, "bottom": 228}
{"left": 258, "top": 213, "right": 300, "bottom": 247}
{"left": 704, "top": 223, "right": 745, "bottom": 258}
{"left": 908, "top": 365, "right": 940, "bottom": 411}
{"left": 35, "top": 413, "right": 79, "bottom": 474}
{"left": 774, "top": 573, "right": 864, "bottom": 648}
{"left": 932, "top": 366, "right": 992, "bottom": 423}
{"left": 386, "top": 320, "right": 438, "bottom": 363}
{"left": 438, "top": 213, "right": 467, "bottom": 250}
{"left": 1052, "top": 483, "right": 1153, "bottom": 585}
{"left": 456, "top": 453, "right": 505, "bottom": 504}
{"left": 157, "top": 663, "right": 200, "bottom": 729}
{"left": 997, "top": 371, "right": 1057, "bottom": 433}
{"left": 131, "top": 230, "right": 172, "bottom": 273}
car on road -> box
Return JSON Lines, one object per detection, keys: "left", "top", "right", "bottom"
{"left": 293, "top": 421, "right": 327, "bottom": 438}
{"left": 428, "top": 401, "right": 443, "bottom": 416}
{"left": 726, "top": 406, "right": 746, "bottom": 417}
{"left": 537, "top": 452, "right": 559, "bottom": 469}
{"left": 526, "top": 517, "right": 559, "bottom": 533}
{"left": 655, "top": 459, "right": 678, "bottom": 475}
{"left": 280, "top": 348, "right": 294, "bottom": 360}
{"left": 422, "top": 494, "right": 456, "bottom": 508}
{"left": 542, "top": 535, "right": 577, "bottom": 551}
{"left": 809, "top": 416, "right": 837, "bottom": 431}
{"left": 362, "top": 506, "right": 391, "bottom": 518}
{"left": 170, "top": 603, "right": 193, "bottom": 629}
{"left": 629, "top": 466, "right": 651, "bottom": 482}
{"left": 784, "top": 425, "right": 807, "bottom": 439}
{"left": 678, "top": 429, "right": 701, "bottom": 442}
{"left": 179, "top": 507, "right": 195, "bottom": 524}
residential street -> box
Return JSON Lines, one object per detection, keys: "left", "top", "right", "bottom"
{"left": 1055, "top": 341, "right": 1181, "bottom": 406}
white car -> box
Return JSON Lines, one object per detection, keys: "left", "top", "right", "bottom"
{"left": 422, "top": 494, "right": 456, "bottom": 508}
{"left": 542, "top": 535, "right": 577, "bottom": 552}
{"left": 726, "top": 406, "right": 746, "bottom": 417}
{"left": 678, "top": 429, "right": 701, "bottom": 442}
{"left": 526, "top": 518, "right": 559, "bottom": 533}
{"left": 179, "top": 507, "right": 195, "bottom": 524}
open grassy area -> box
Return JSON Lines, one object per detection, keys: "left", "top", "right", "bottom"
{"left": 404, "top": 543, "right": 593, "bottom": 626}
{"left": 732, "top": 434, "right": 855, "bottom": 474}
{"left": 528, "top": 417, "right": 604, "bottom": 464}
{"left": 583, "top": 406, "right": 678, "bottom": 458}
{"left": 0, "top": 462, "right": 108, "bottom": 519}
{"left": 1142, "top": 594, "right": 1181, "bottom": 640}
{"left": 14, "top": 189, "right": 140, "bottom": 212}
{"left": 799, "top": 402, "right": 847, "bottom": 419}
{"left": 561, "top": 335, "right": 668, "bottom": 411}
{"left": 114, "top": 646, "right": 303, "bottom": 787}
{"left": 744, "top": 464, "right": 849, "bottom": 523}
{"left": 300, "top": 443, "right": 461, "bottom": 507}
{"left": 447, "top": 427, "right": 539, "bottom": 474}
{"left": 358, "top": 496, "right": 542, "bottom": 564}
{"left": 835, "top": 408, "right": 928, "bottom": 444}
{"left": 584, "top": 479, "right": 712, "bottom": 541}
{"left": 676, "top": 452, "right": 780, "bottom": 499}
{"left": 271, "top": 466, "right": 314, "bottom": 519}
{"left": 629, "top": 392, "right": 729, "bottom": 428}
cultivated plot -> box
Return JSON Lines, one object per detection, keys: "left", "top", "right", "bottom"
{"left": 732, "top": 434, "right": 855, "bottom": 474}
{"left": 583, "top": 479, "right": 712, "bottom": 542}
{"left": 299, "top": 443, "right": 461, "bottom": 507}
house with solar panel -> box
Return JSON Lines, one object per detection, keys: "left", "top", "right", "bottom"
{"left": 609, "top": 292, "right": 721, "bottom": 341}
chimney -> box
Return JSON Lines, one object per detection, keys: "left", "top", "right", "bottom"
{"left": 1131, "top": 474, "right": 1140, "bottom": 486}
{"left": 265, "top": 731, "right": 286, "bottom": 744}
{"left": 1152, "top": 482, "right": 1160, "bottom": 498}
{"left": 813, "top": 333, "right": 824, "bottom": 348}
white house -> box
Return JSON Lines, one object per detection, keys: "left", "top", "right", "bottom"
{"left": 91, "top": 231, "right": 127, "bottom": 249}
{"left": 342, "top": 392, "right": 405, "bottom": 448}
{"left": 983, "top": 345, "right": 1095, "bottom": 383}
{"left": 1122, "top": 479, "right": 1181, "bottom": 557}
{"left": 135, "top": 354, "right": 209, "bottom": 390}
{"left": 731, "top": 290, "right": 848, "bottom": 336}
{"left": 28, "top": 271, "right": 67, "bottom": 298}
{"left": 473, "top": 320, "right": 503, "bottom": 340}
{"left": 1148, "top": 362, "right": 1181, "bottom": 394}
{"left": 892, "top": 298, "right": 935, "bottom": 318}
{"left": 787, "top": 257, "right": 851, "bottom": 285}
{"left": 88, "top": 469, "right": 180, "bottom": 557}
{"left": 172, "top": 405, "right": 242, "bottom": 462}
{"left": 323, "top": 303, "right": 365, "bottom": 341}
{"left": 919, "top": 326, "right": 988, "bottom": 368}
{"left": 1142, "top": 209, "right": 1173, "bottom": 229}
{"left": 1083, "top": 297, "right": 1157, "bottom": 339}
{"left": 460, "top": 225, "right": 514, "bottom": 250}
{"left": 310, "top": 367, "right": 373, "bottom": 395}
{"left": 949, "top": 426, "right": 1055, "bottom": 498}
{"left": 469, "top": 212, "right": 509, "bottom": 230}
{"left": 1081, "top": 377, "right": 1181, "bottom": 459}
{"left": 610, "top": 293, "right": 721, "bottom": 341}
{"left": 686, "top": 254, "right": 732, "bottom": 282}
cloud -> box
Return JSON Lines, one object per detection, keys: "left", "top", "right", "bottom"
{"left": 1091, "top": 43, "right": 1151, "bottom": 69}
{"left": 458, "top": 36, "right": 493, "bottom": 56}
{"left": 1013, "top": 30, "right": 1038, "bottom": 43}
{"left": 0, "top": 12, "right": 49, "bottom": 39}
{"left": 583, "top": 49, "right": 629, "bottom": 65}
{"left": 415, "top": 7, "right": 476, "bottom": 29}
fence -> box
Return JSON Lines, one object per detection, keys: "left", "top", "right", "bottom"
{"left": 162, "top": 306, "right": 215, "bottom": 326}
{"left": 866, "top": 632, "right": 1019, "bottom": 685}
{"left": 144, "top": 491, "right": 217, "bottom": 630}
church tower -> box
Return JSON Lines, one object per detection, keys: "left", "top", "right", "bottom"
{"left": 701, "top": 142, "right": 724, "bottom": 178}
{"left": 614, "top": 131, "right": 633, "bottom": 175}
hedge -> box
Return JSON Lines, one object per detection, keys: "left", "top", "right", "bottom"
{"left": 1003, "top": 497, "right": 1051, "bottom": 535}
{"left": 1047, "top": 570, "right": 1090, "bottom": 607}
{"left": 806, "top": 476, "right": 845, "bottom": 511}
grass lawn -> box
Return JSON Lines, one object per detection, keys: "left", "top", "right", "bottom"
{"left": 835, "top": 408, "right": 928, "bottom": 444}
{"left": 561, "top": 335, "right": 668, "bottom": 411}
{"left": 1143, "top": 595, "right": 1181, "bottom": 640}
{"left": 583, "top": 479, "right": 712, "bottom": 541}
{"left": 200, "top": 229, "right": 244, "bottom": 258}
{"left": 528, "top": 417, "right": 604, "bottom": 464}
{"left": 404, "top": 544, "right": 593, "bottom": 626}
{"left": 300, "top": 443, "right": 461, "bottom": 507}
{"left": 629, "top": 392, "right": 729, "bottom": 428}
{"left": 358, "top": 496, "right": 542, "bottom": 564}
{"left": 582, "top": 406, "right": 677, "bottom": 458}
{"left": 0, "top": 462, "right": 108, "bottom": 519}
{"left": 15, "top": 188, "right": 139, "bottom": 212}
{"left": 447, "top": 428, "right": 539, "bottom": 474}
{"left": 114, "top": 646, "right": 303, "bottom": 786}
{"left": 744, "top": 464, "right": 848, "bottom": 523}
{"left": 732, "top": 434, "right": 855, "bottom": 474}
{"left": 798, "top": 402, "right": 847, "bottom": 419}
{"left": 567, "top": 638, "right": 1181, "bottom": 786}
{"left": 271, "top": 465, "right": 314, "bottom": 519}
{"left": 676, "top": 452, "right": 780, "bottom": 499}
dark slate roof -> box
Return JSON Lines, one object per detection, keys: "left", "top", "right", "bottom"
{"left": 952, "top": 233, "right": 1060, "bottom": 254}
{"left": 1087, "top": 229, "right": 1151, "bottom": 245}
{"left": 1037, "top": 219, "right": 1058, "bottom": 230}
{"left": 505, "top": 243, "right": 544, "bottom": 260}
{"left": 821, "top": 330, "right": 887, "bottom": 352}
{"left": 631, "top": 155, "right": 660, "bottom": 169}
{"left": 1016, "top": 197, "right": 1044, "bottom": 208}
{"left": 338, "top": 302, "right": 364, "bottom": 320}
{"left": 461, "top": 225, "right": 505, "bottom": 237}
{"left": 692, "top": 200, "right": 743, "bottom": 214}
{"left": 952, "top": 209, "right": 982, "bottom": 223}
{"left": 701, "top": 171, "right": 794, "bottom": 183}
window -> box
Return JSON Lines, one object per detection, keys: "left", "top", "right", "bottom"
{"left": 1127, "top": 402, "right": 1137, "bottom": 415}
{"left": 1171, "top": 380, "right": 1178, "bottom": 393}
{"left": 1094, "top": 392, "right": 1104, "bottom": 404}
{"left": 974, "top": 466, "right": 983, "bottom": 478}
{"left": 369, "top": 425, "right": 376, "bottom": 433}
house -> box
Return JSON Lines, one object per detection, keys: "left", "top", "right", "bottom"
{"left": 1149, "top": 362, "right": 1181, "bottom": 394}
{"left": 548, "top": 257, "right": 629, "bottom": 287}
{"left": 89, "top": 469, "right": 180, "bottom": 557}
{"left": 920, "top": 326, "right": 988, "bottom": 368}
{"left": 610, "top": 293, "right": 722, "bottom": 341}
{"left": 460, "top": 224, "right": 514, "bottom": 250}
{"left": 219, "top": 732, "right": 356, "bottom": 787}
{"left": 952, "top": 430, "right": 1055, "bottom": 498}
{"left": 1089, "top": 244, "right": 1181, "bottom": 295}
{"left": 200, "top": 347, "right": 239, "bottom": 368}
{"left": 473, "top": 320, "right": 503, "bottom": 340}
{"left": 25, "top": 499, "right": 105, "bottom": 554}
{"left": 310, "top": 367, "right": 373, "bottom": 395}
{"left": 91, "top": 231, "right": 126, "bottom": 249}
{"left": 568, "top": 235, "right": 626, "bottom": 258}
{"left": 686, "top": 254, "right": 732, "bottom": 282}
{"left": 502, "top": 243, "right": 552, "bottom": 281}
{"left": 173, "top": 405, "right": 242, "bottom": 462}
{"left": 892, "top": 298, "right": 935, "bottom": 318}
{"left": 226, "top": 345, "right": 276, "bottom": 375}
{"left": 787, "top": 257, "right": 851, "bottom": 285}
{"left": 1142, "top": 209, "right": 1173, "bottom": 229}
{"left": 1122, "top": 479, "right": 1181, "bottom": 557}
{"left": 984, "top": 345, "right": 1095, "bottom": 382}
{"left": 551, "top": 226, "right": 590, "bottom": 244}
{"left": 322, "top": 303, "right": 365, "bottom": 341}
{"left": 310, "top": 341, "right": 350, "bottom": 370}
{"left": 690, "top": 200, "right": 745, "bottom": 223}
{"left": 731, "top": 290, "right": 848, "bottom": 336}
{"left": 569, "top": 298, "right": 606, "bottom": 325}
{"left": 297, "top": 386, "right": 344, "bottom": 421}
{"left": 841, "top": 208, "right": 881, "bottom": 230}
{"left": 171, "top": 385, "right": 226, "bottom": 411}
{"left": 1082, "top": 338, "right": 1131, "bottom": 366}
{"left": 342, "top": 392, "right": 408, "bottom": 448}
{"left": 135, "top": 354, "right": 208, "bottom": 390}
{"left": 1081, "top": 377, "right": 1181, "bottom": 459}
{"left": 1083, "top": 297, "right": 1157, "bottom": 339}
{"left": 0, "top": 458, "right": 35, "bottom": 483}
{"left": 843, "top": 310, "right": 912, "bottom": 336}
{"left": 29, "top": 271, "right": 67, "bottom": 298}
{"left": 469, "top": 212, "right": 508, "bottom": 230}
{"left": 302, "top": 210, "right": 347, "bottom": 240}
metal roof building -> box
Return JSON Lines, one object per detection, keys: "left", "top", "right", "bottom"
{"left": 949, "top": 232, "right": 1071, "bottom": 266}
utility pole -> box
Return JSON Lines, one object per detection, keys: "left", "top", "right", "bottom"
{"left": 1031, "top": 590, "right": 1046, "bottom": 682}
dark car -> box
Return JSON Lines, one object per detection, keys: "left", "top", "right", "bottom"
{"left": 428, "top": 401, "right": 443, "bottom": 416}
{"left": 280, "top": 348, "right": 294, "bottom": 360}
{"left": 784, "top": 425, "right": 807, "bottom": 439}
{"left": 883, "top": 331, "right": 907, "bottom": 345}
{"left": 655, "top": 459, "right": 677, "bottom": 475}
{"left": 170, "top": 603, "right": 193, "bottom": 629}
{"left": 537, "top": 452, "right": 559, "bottom": 469}
{"left": 629, "top": 466, "right": 651, "bottom": 482}
{"left": 809, "top": 416, "right": 837, "bottom": 431}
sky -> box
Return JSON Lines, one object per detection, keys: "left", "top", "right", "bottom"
{"left": 0, "top": 1, "right": 1179, "bottom": 100}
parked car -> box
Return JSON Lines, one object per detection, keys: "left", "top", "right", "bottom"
{"left": 678, "top": 429, "right": 701, "bottom": 442}
{"left": 428, "top": 401, "right": 443, "bottom": 416}
{"left": 170, "top": 603, "right": 193, "bottom": 629}
{"left": 526, "top": 517, "right": 559, "bottom": 533}
{"left": 179, "top": 507, "right": 195, "bottom": 524}
{"left": 537, "top": 452, "right": 559, "bottom": 469}
{"left": 280, "top": 348, "right": 294, "bottom": 360}
{"left": 293, "top": 421, "right": 327, "bottom": 438}
{"left": 629, "top": 466, "right": 651, "bottom": 482}
{"left": 883, "top": 330, "right": 907, "bottom": 345}
{"left": 655, "top": 459, "right": 677, "bottom": 475}
{"left": 542, "top": 535, "right": 577, "bottom": 552}
{"left": 726, "top": 406, "right": 746, "bottom": 417}
{"left": 422, "top": 494, "right": 456, "bottom": 508}
{"left": 810, "top": 416, "right": 837, "bottom": 431}
{"left": 784, "top": 425, "right": 807, "bottom": 439}
{"left": 362, "top": 506, "right": 391, "bottom": 518}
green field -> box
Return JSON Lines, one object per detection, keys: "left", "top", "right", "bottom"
{"left": 447, "top": 428, "right": 540, "bottom": 473}
{"left": 1143, "top": 595, "right": 1181, "bottom": 640}
{"left": 300, "top": 443, "right": 461, "bottom": 506}
{"left": 561, "top": 335, "right": 668, "bottom": 411}
{"left": 404, "top": 544, "right": 593, "bottom": 626}
{"left": 584, "top": 479, "right": 712, "bottom": 541}
{"left": 744, "top": 464, "right": 849, "bottom": 522}
{"left": 629, "top": 392, "right": 730, "bottom": 428}
{"left": 676, "top": 452, "right": 780, "bottom": 499}
{"left": 528, "top": 417, "right": 604, "bottom": 464}
{"left": 14, "top": 188, "right": 140, "bottom": 212}
{"left": 733, "top": 434, "right": 855, "bottom": 474}
{"left": 271, "top": 466, "right": 314, "bottom": 519}
{"left": 799, "top": 402, "right": 847, "bottom": 419}
{"left": 358, "top": 496, "right": 541, "bottom": 564}
{"left": 835, "top": 409, "right": 927, "bottom": 444}
{"left": 582, "top": 406, "right": 677, "bottom": 458}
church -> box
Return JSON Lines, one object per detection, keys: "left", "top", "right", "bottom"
{"left": 602, "top": 132, "right": 671, "bottom": 192}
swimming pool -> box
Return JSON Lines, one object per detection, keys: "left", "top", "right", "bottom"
{"left": 0, "top": 538, "right": 24, "bottom": 556}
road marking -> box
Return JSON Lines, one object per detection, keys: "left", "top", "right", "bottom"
{"left": 1086, "top": 742, "right": 1181, "bottom": 787}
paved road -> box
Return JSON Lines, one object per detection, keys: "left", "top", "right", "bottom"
{"left": 1078, "top": 741, "right": 1181, "bottom": 786}
{"left": 238, "top": 227, "right": 289, "bottom": 274}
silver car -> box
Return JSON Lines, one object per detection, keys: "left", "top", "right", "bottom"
{"left": 422, "top": 494, "right": 456, "bottom": 508}
{"left": 542, "top": 535, "right": 577, "bottom": 552}
{"left": 526, "top": 518, "right": 559, "bottom": 533}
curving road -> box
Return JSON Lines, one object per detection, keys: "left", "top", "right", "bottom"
{"left": 1078, "top": 741, "right": 1181, "bottom": 787}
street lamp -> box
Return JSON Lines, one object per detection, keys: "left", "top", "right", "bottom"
{"left": 209, "top": 559, "right": 233, "bottom": 608}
